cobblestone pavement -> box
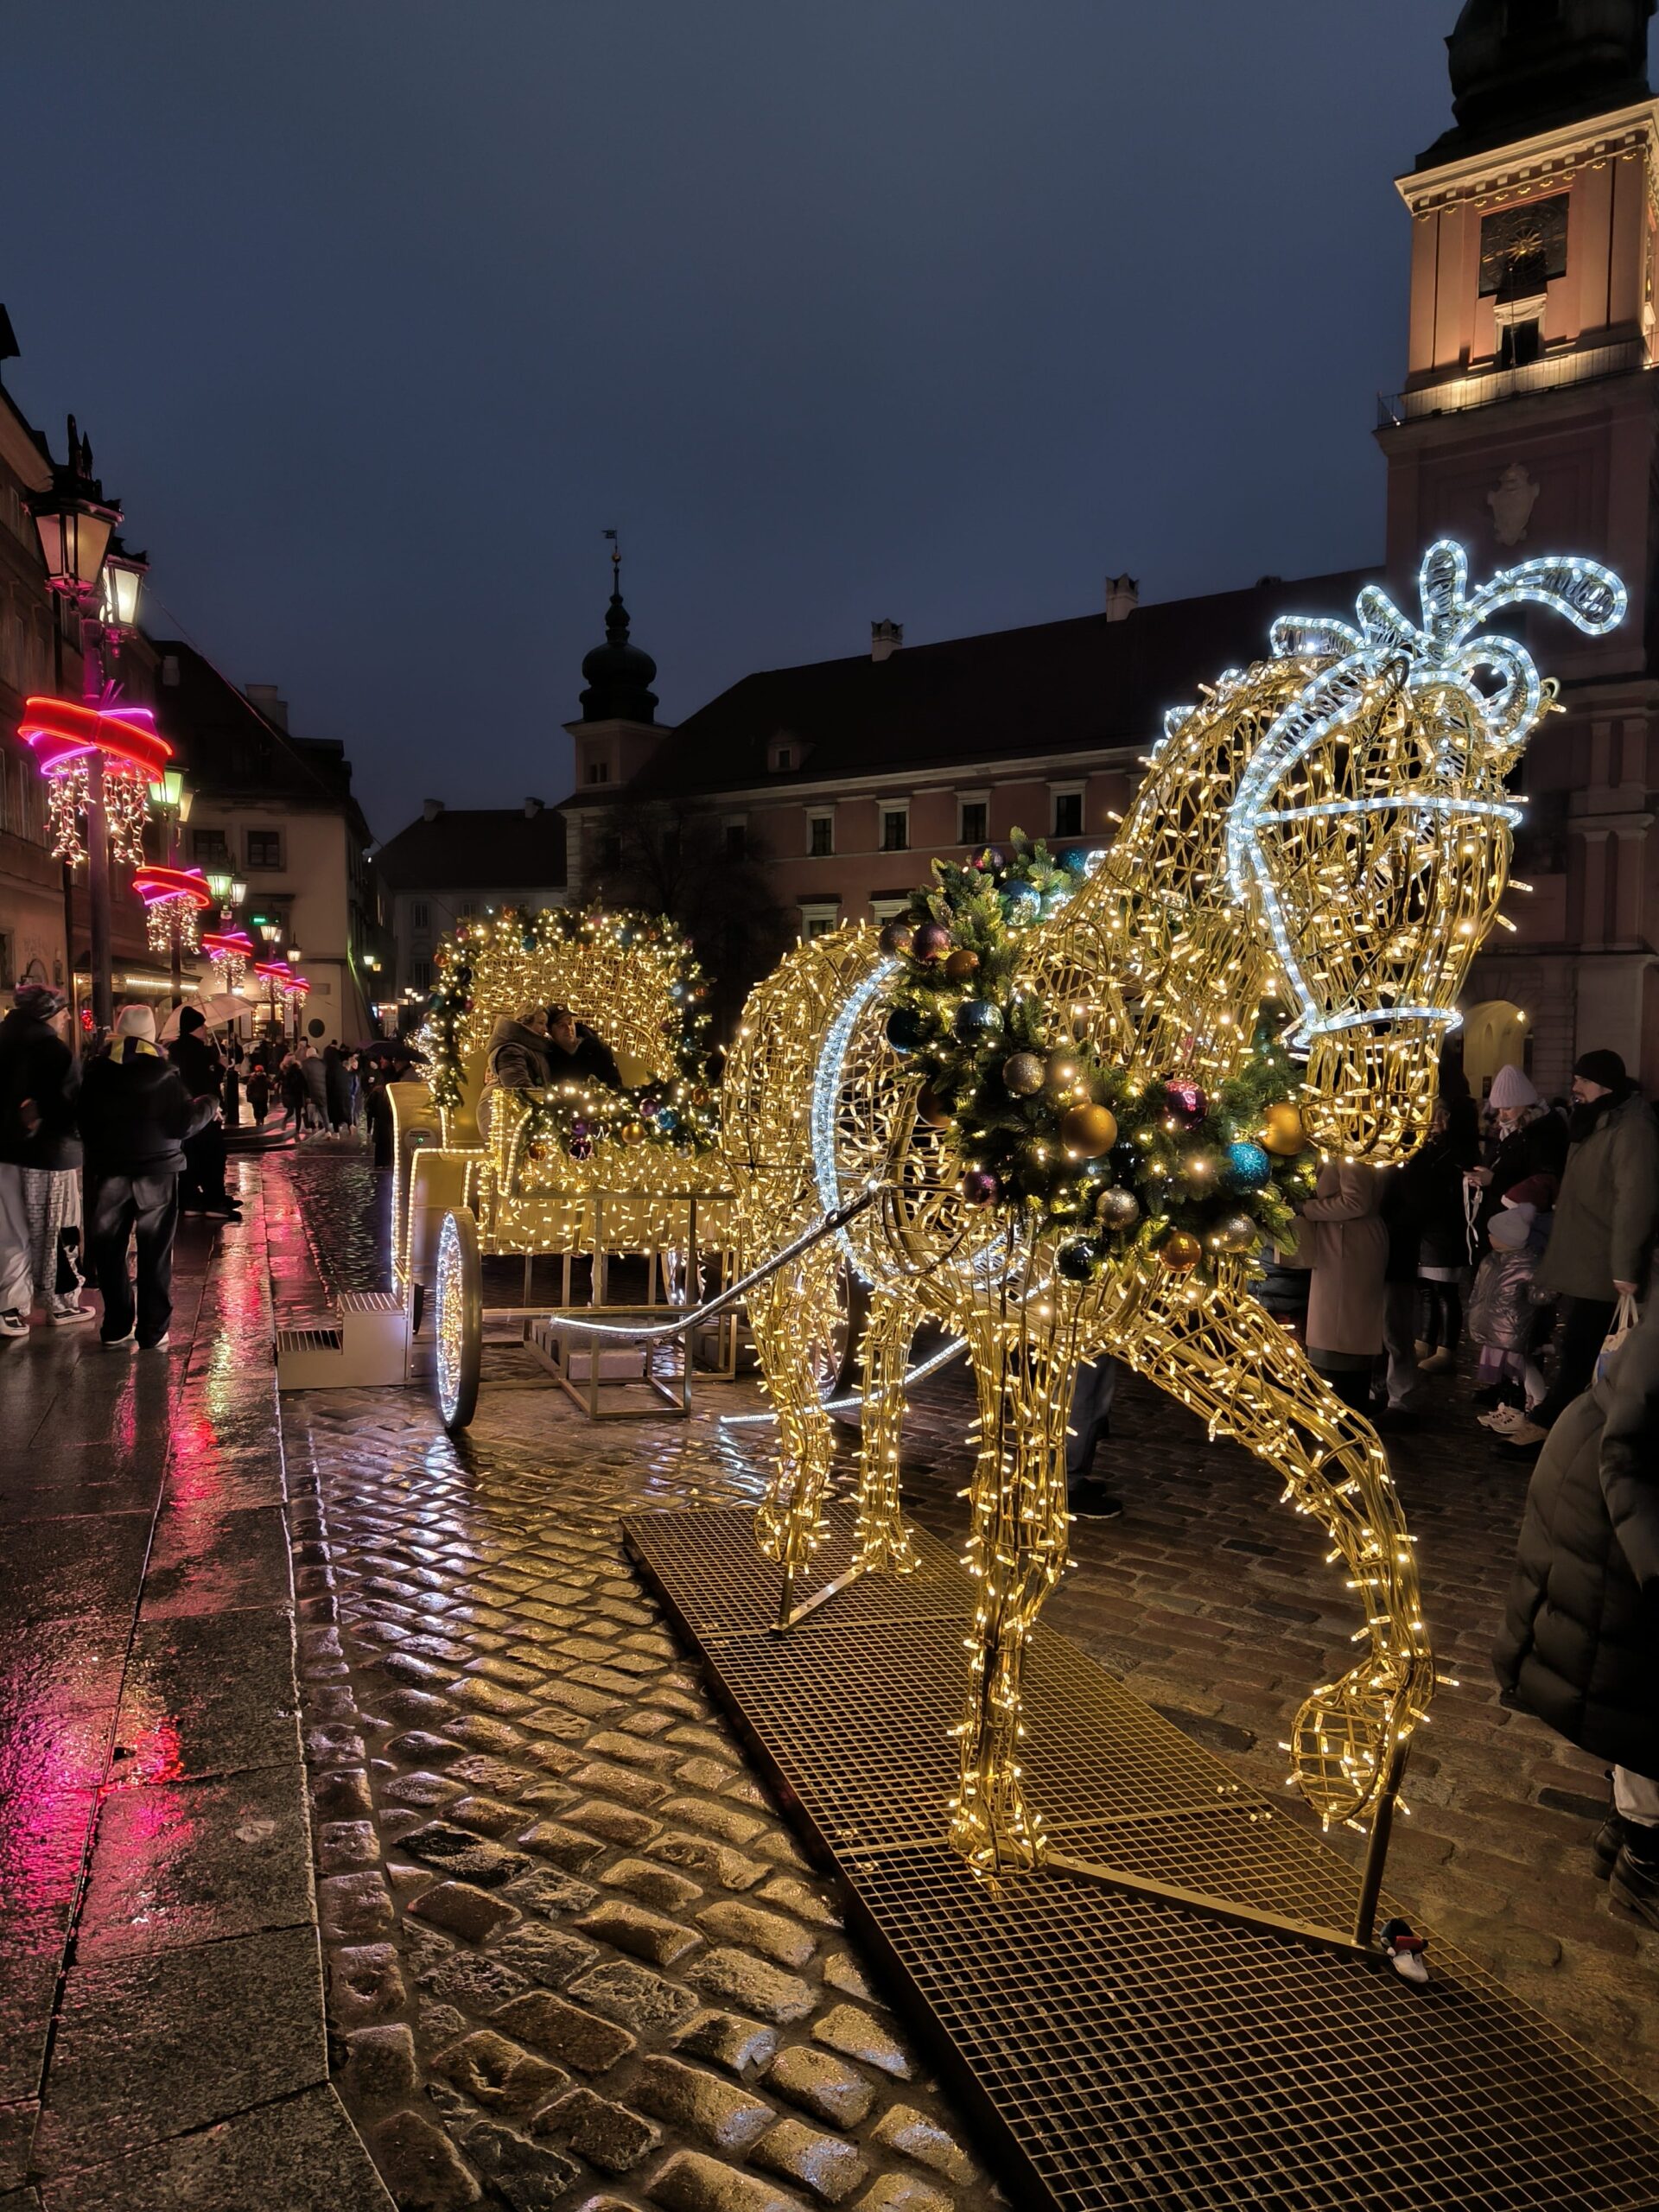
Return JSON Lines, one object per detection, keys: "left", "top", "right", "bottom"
{"left": 272, "top": 1140, "right": 1659, "bottom": 2212}
{"left": 271, "top": 1142, "right": 1003, "bottom": 2212}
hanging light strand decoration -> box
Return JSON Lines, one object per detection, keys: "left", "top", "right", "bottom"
{"left": 201, "top": 928, "right": 255, "bottom": 992}
{"left": 132, "top": 865, "right": 212, "bottom": 956}
{"left": 719, "top": 539, "right": 1625, "bottom": 1877}
{"left": 16, "top": 696, "right": 173, "bottom": 870}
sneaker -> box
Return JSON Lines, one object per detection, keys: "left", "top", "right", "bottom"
{"left": 100, "top": 1329, "right": 137, "bottom": 1349}
{"left": 137, "top": 1333, "right": 170, "bottom": 1351}
{"left": 0, "top": 1308, "right": 27, "bottom": 1338}
{"left": 1592, "top": 1811, "right": 1635, "bottom": 1878}
{"left": 1609, "top": 1834, "right": 1659, "bottom": 1929}
{"left": 1418, "top": 1346, "right": 1455, "bottom": 1375}
{"left": 1479, "top": 1402, "right": 1529, "bottom": 1433}
{"left": 1070, "top": 1481, "right": 1124, "bottom": 1521}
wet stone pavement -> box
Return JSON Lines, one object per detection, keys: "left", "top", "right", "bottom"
{"left": 272, "top": 1143, "right": 1002, "bottom": 2212}
{"left": 0, "top": 1154, "right": 388, "bottom": 2210}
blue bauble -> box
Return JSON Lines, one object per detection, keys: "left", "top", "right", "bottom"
{"left": 953, "top": 998, "right": 1004, "bottom": 1043}
{"left": 655, "top": 1106, "right": 679, "bottom": 1135}
{"left": 1002, "top": 885, "right": 1041, "bottom": 925}
{"left": 886, "top": 1007, "right": 926, "bottom": 1053}
{"left": 1060, "top": 845, "right": 1091, "bottom": 876}
{"left": 1223, "top": 1139, "right": 1270, "bottom": 1192}
{"left": 1058, "top": 1238, "right": 1103, "bottom": 1282}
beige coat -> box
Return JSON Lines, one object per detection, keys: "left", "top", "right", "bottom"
{"left": 1300, "top": 1162, "right": 1389, "bottom": 1357}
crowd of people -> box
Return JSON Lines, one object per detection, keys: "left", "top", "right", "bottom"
{"left": 0, "top": 985, "right": 421, "bottom": 1348}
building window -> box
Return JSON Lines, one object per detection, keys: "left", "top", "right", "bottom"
{"left": 808, "top": 811, "right": 834, "bottom": 857}
{"left": 1496, "top": 315, "right": 1542, "bottom": 369}
{"left": 586, "top": 760, "right": 610, "bottom": 784}
{"left": 245, "top": 829, "right": 284, "bottom": 871}
{"left": 958, "top": 798, "right": 988, "bottom": 847}
{"left": 880, "top": 806, "right": 909, "bottom": 853}
{"left": 800, "top": 901, "right": 840, "bottom": 939}
{"left": 870, "top": 898, "right": 908, "bottom": 925}
{"left": 1052, "top": 789, "right": 1084, "bottom": 839}
{"left": 724, "top": 819, "right": 747, "bottom": 860}
{"left": 595, "top": 831, "right": 622, "bottom": 871}
{"left": 410, "top": 900, "right": 429, "bottom": 930}
{"left": 192, "top": 827, "right": 229, "bottom": 864}
{"left": 410, "top": 958, "right": 432, "bottom": 991}
{"left": 459, "top": 899, "right": 476, "bottom": 919}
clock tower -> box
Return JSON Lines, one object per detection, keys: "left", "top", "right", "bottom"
{"left": 1378, "top": 0, "right": 1659, "bottom": 1090}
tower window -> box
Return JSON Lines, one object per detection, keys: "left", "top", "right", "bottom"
{"left": 1497, "top": 317, "right": 1542, "bottom": 369}
{"left": 586, "top": 760, "right": 610, "bottom": 784}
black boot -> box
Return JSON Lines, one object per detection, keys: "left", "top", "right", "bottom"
{"left": 1592, "top": 1811, "right": 1634, "bottom": 1878}
{"left": 1609, "top": 1828, "right": 1659, "bottom": 1926}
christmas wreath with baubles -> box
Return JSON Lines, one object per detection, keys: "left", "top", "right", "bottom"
{"left": 423, "top": 905, "right": 719, "bottom": 1158}
{"left": 878, "top": 836, "right": 1317, "bottom": 1283}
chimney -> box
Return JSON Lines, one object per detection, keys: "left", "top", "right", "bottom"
{"left": 246, "top": 682, "right": 289, "bottom": 729}
{"left": 524, "top": 796, "right": 543, "bottom": 817}
{"left": 423, "top": 798, "right": 444, "bottom": 823}
{"left": 1104, "top": 575, "right": 1138, "bottom": 622}
{"left": 870, "top": 619, "right": 903, "bottom": 663}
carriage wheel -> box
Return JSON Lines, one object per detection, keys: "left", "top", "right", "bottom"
{"left": 435, "top": 1207, "right": 482, "bottom": 1433}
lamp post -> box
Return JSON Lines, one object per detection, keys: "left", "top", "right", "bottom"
{"left": 27, "top": 425, "right": 147, "bottom": 1036}
{"left": 147, "top": 766, "right": 193, "bottom": 1002}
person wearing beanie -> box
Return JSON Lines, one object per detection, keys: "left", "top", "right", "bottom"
{"left": 79, "top": 1003, "right": 207, "bottom": 1349}
{"left": 0, "top": 981, "right": 91, "bottom": 1335}
{"left": 1497, "top": 1047, "right": 1659, "bottom": 1459}
{"left": 1466, "top": 1060, "right": 1568, "bottom": 1259}
{"left": 167, "top": 1003, "right": 238, "bottom": 1222}
{"left": 1467, "top": 1173, "right": 1556, "bottom": 1432}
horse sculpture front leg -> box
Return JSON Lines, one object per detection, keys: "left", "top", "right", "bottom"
{"left": 949, "top": 1287, "right": 1081, "bottom": 1872}
{"left": 1131, "top": 1273, "right": 1433, "bottom": 1830}
{"left": 750, "top": 1242, "right": 843, "bottom": 1615}
{"left": 853, "top": 1287, "right": 922, "bottom": 1576}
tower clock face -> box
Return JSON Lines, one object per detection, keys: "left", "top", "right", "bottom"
{"left": 1479, "top": 194, "right": 1568, "bottom": 300}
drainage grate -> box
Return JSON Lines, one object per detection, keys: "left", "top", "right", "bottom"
{"left": 276, "top": 1326, "right": 342, "bottom": 1356}
{"left": 626, "top": 1503, "right": 1659, "bottom": 2211}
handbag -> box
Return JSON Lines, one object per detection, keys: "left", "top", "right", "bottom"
{"left": 1596, "top": 1291, "right": 1643, "bottom": 1382}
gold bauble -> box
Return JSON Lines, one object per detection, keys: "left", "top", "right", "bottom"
{"left": 1161, "top": 1230, "right": 1202, "bottom": 1273}
{"left": 944, "top": 948, "right": 981, "bottom": 982}
{"left": 917, "top": 1086, "right": 954, "bottom": 1129}
{"left": 1058, "top": 1103, "right": 1117, "bottom": 1158}
{"left": 1262, "top": 1103, "right": 1306, "bottom": 1156}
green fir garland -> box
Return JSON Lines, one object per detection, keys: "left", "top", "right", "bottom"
{"left": 880, "top": 836, "right": 1317, "bottom": 1281}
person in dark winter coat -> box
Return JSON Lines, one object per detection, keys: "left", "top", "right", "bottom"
{"left": 545, "top": 1006, "right": 621, "bottom": 1091}
{"left": 246, "top": 1062, "right": 270, "bottom": 1128}
{"left": 1408, "top": 1098, "right": 1478, "bottom": 1372}
{"left": 1496, "top": 1049, "right": 1659, "bottom": 1458}
{"left": 279, "top": 1052, "right": 307, "bottom": 1130}
{"left": 80, "top": 1005, "right": 205, "bottom": 1349}
{"left": 323, "top": 1042, "right": 353, "bottom": 1135}
{"left": 0, "top": 982, "right": 90, "bottom": 1332}
{"left": 1493, "top": 1299, "right": 1659, "bottom": 1925}
{"left": 1466, "top": 1064, "right": 1568, "bottom": 1255}
{"left": 168, "top": 1006, "right": 238, "bottom": 1220}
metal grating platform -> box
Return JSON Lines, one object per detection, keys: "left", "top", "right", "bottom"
{"left": 624, "top": 1502, "right": 1659, "bottom": 2212}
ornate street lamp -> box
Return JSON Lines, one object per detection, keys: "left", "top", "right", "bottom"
{"left": 24, "top": 417, "right": 143, "bottom": 1034}
{"left": 148, "top": 766, "right": 194, "bottom": 999}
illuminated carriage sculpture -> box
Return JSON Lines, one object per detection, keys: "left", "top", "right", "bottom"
{"left": 392, "top": 906, "right": 731, "bottom": 1429}
{"left": 722, "top": 543, "right": 1625, "bottom": 1917}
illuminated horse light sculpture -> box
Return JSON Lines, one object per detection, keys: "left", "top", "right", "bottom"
{"left": 722, "top": 542, "right": 1624, "bottom": 1881}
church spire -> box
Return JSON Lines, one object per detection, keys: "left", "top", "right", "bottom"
{"left": 1420, "top": 0, "right": 1656, "bottom": 167}
{"left": 578, "top": 528, "right": 659, "bottom": 723}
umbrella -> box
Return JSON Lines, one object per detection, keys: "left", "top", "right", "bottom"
{"left": 159, "top": 993, "right": 247, "bottom": 1041}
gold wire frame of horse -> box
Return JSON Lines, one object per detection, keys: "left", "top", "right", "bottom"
{"left": 721, "top": 543, "right": 1626, "bottom": 1877}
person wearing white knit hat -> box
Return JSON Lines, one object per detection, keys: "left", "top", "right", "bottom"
{"left": 1487, "top": 1062, "right": 1540, "bottom": 1113}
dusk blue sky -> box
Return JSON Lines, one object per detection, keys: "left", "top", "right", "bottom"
{"left": 3, "top": 3, "right": 1535, "bottom": 834}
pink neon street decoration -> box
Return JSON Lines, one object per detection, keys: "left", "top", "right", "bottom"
{"left": 18, "top": 696, "right": 174, "bottom": 868}
{"left": 200, "top": 927, "right": 255, "bottom": 992}
{"left": 131, "top": 864, "right": 212, "bottom": 957}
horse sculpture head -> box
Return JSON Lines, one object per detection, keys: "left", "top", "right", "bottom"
{"left": 1222, "top": 542, "right": 1624, "bottom": 1157}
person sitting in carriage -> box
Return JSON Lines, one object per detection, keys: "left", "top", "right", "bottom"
{"left": 545, "top": 1004, "right": 622, "bottom": 1091}
{"left": 485, "top": 1003, "right": 554, "bottom": 1090}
